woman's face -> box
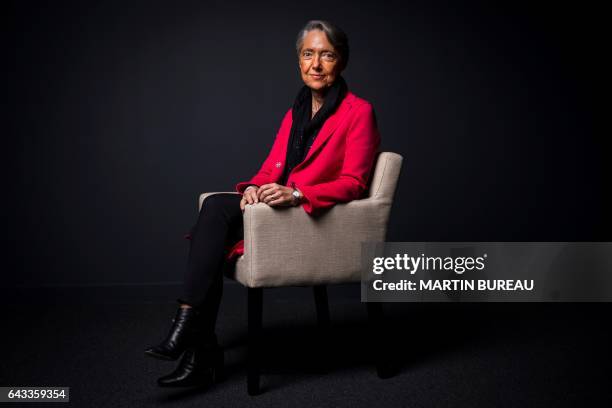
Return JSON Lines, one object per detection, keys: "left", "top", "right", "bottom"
{"left": 298, "top": 30, "right": 342, "bottom": 93}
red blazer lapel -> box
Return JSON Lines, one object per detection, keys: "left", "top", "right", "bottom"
{"left": 293, "top": 94, "right": 355, "bottom": 171}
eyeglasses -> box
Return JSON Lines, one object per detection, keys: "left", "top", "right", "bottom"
{"left": 300, "top": 50, "right": 338, "bottom": 62}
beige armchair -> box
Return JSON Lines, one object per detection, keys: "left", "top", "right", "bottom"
{"left": 198, "top": 151, "right": 403, "bottom": 395}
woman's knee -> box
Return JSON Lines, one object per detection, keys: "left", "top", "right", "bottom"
{"left": 200, "top": 194, "right": 242, "bottom": 216}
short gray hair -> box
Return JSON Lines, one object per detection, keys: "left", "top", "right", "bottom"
{"left": 296, "top": 20, "right": 350, "bottom": 70}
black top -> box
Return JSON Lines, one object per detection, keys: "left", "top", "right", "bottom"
{"left": 278, "top": 76, "right": 348, "bottom": 186}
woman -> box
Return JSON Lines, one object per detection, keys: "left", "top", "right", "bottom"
{"left": 145, "top": 20, "right": 380, "bottom": 388}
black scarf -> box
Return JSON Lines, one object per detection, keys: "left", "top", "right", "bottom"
{"left": 279, "top": 76, "right": 348, "bottom": 185}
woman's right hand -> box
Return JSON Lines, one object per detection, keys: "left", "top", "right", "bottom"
{"left": 240, "top": 186, "right": 260, "bottom": 212}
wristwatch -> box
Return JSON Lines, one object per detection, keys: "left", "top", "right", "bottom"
{"left": 291, "top": 188, "right": 302, "bottom": 206}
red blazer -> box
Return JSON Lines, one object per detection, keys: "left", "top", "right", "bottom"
{"left": 226, "top": 91, "right": 381, "bottom": 260}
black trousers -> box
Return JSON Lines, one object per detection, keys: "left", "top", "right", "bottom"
{"left": 178, "top": 193, "right": 244, "bottom": 335}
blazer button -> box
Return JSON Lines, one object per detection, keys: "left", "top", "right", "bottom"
{"left": 275, "top": 161, "right": 282, "bottom": 168}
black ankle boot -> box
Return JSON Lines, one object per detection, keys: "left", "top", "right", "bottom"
{"left": 145, "top": 302, "right": 204, "bottom": 361}
{"left": 157, "top": 340, "right": 224, "bottom": 388}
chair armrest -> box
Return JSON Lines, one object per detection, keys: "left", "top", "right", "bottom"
{"left": 241, "top": 197, "right": 392, "bottom": 286}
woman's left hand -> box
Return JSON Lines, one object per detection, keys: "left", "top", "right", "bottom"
{"left": 257, "top": 183, "right": 295, "bottom": 207}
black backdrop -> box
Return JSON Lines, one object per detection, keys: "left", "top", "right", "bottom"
{"left": 5, "top": 0, "right": 608, "bottom": 287}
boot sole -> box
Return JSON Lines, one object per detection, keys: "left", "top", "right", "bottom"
{"left": 157, "top": 379, "right": 212, "bottom": 388}
{"left": 157, "top": 371, "right": 219, "bottom": 388}
{"left": 144, "top": 350, "right": 181, "bottom": 361}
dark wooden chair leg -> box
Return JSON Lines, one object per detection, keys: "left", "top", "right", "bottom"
{"left": 313, "top": 285, "right": 330, "bottom": 329}
{"left": 366, "top": 302, "right": 394, "bottom": 379}
{"left": 247, "top": 287, "right": 263, "bottom": 395}
{"left": 313, "top": 285, "right": 331, "bottom": 372}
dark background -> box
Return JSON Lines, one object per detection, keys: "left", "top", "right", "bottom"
{"left": 2, "top": 1, "right": 611, "bottom": 406}
{"left": 4, "top": 0, "right": 608, "bottom": 286}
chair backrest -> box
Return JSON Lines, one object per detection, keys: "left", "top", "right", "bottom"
{"left": 366, "top": 151, "right": 403, "bottom": 202}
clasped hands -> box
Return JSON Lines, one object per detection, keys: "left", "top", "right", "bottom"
{"left": 240, "top": 183, "right": 296, "bottom": 212}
